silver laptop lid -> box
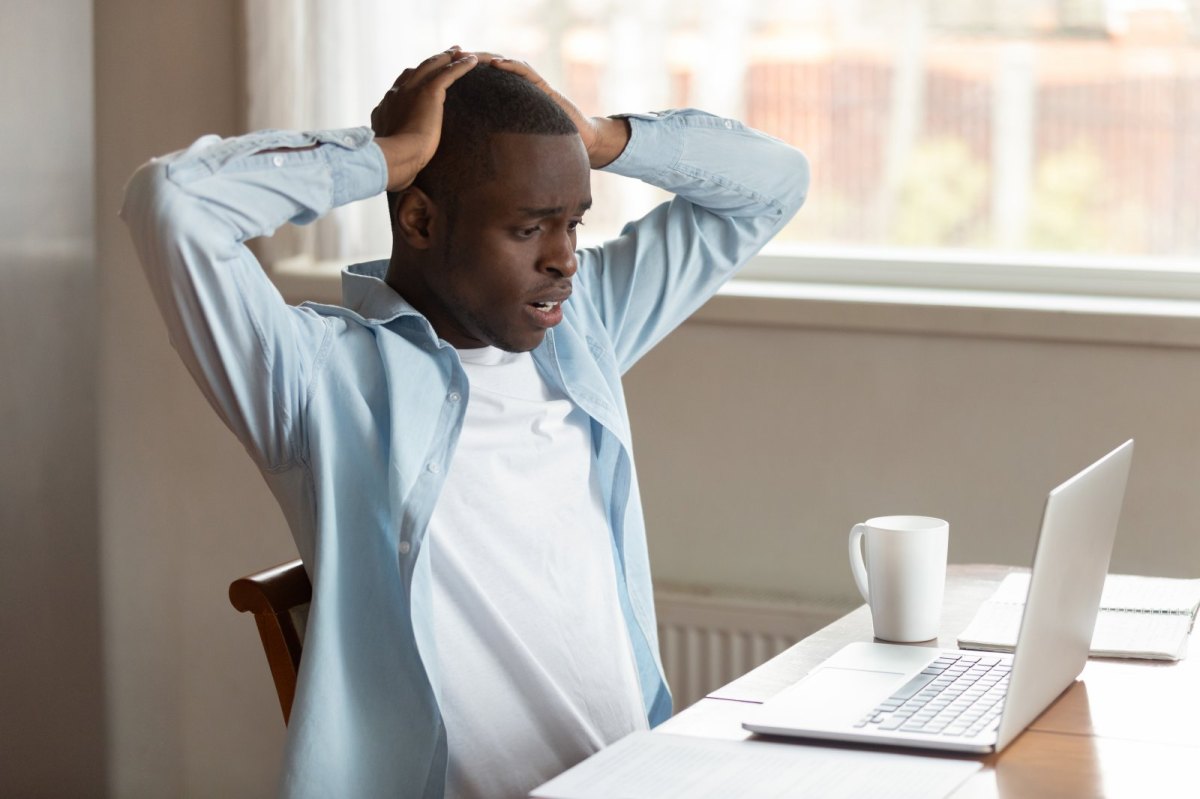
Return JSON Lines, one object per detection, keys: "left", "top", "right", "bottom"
{"left": 994, "top": 439, "right": 1134, "bottom": 750}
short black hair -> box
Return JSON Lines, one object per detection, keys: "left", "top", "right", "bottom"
{"left": 388, "top": 65, "right": 578, "bottom": 221}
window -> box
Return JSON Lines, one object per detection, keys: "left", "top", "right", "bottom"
{"left": 247, "top": 0, "right": 1200, "bottom": 299}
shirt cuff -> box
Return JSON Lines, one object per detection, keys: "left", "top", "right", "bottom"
{"left": 315, "top": 127, "right": 388, "bottom": 207}
{"left": 601, "top": 109, "right": 738, "bottom": 181}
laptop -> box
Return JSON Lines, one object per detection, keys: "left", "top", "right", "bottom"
{"left": 742, "top": 440, "right": 1134, "bottom": 754}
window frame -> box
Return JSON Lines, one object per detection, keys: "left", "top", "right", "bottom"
{"left": 739, "top": 244, "right": 1200, "bottom": 302}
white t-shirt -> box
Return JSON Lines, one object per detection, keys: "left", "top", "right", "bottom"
{"left": 426, "top": 346, "right": 648, "bottom": 799}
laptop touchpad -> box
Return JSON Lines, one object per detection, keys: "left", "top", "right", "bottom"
{"left": 765, "top": 667, "right": 905, "bottom": 724}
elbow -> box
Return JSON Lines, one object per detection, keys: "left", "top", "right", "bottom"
{"left": 120, "top": 157, "right": 173, "bottom": 240}
{"left": 780, "top": 147, "right": 810, "bottom": 222}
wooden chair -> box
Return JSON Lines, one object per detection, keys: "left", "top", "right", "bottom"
{"left": 229, "top": 559, "right": 312, "bottom": 725}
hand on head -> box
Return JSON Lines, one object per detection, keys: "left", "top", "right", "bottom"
{"left": 370, "top": 47, "right": 479, "bottom": 192}
{"left": 484, "top": 53, "right": 630, "bottom": 168}
{"left": 372, "top": 47, "right": 630, "bottom": 187}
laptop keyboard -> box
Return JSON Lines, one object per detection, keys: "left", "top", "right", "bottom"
{"left": 855, "top": 653, "right": 1010, "bottom": 738}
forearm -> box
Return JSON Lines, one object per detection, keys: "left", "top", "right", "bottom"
{"left": 374, "top": 133, "right": 433, "bottom": 192}
{"left": 603, "top": 109, "right": 809, "bottom": 223}
{"left": 130, "top": 128, "right": 387, "bottom": 240}
{"left": 587, "top": 116, "right": 632, "bottom": 169}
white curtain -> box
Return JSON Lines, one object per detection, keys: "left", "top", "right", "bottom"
{"left": 242, "top": 0, "right": 472, "bottom": 266}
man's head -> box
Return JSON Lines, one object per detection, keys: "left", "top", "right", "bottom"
{"left": 386, "top": 66, "right": 591, "bottom": 353}
{"left": 387, "top": 66, "right": 578, "bottom": 219}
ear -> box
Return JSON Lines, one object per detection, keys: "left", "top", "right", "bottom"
{"left": 393, "top": 186, "right": 438, "bottom": 250}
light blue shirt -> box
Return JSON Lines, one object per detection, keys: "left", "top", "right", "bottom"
{"left": 122, "top": 109, "right": 808, "bottom": 798}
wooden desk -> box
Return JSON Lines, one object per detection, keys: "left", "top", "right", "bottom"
{"left": 658, "top": 564, "right": 1200, "bottom": 798}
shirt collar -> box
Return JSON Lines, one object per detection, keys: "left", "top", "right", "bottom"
{"left": 341, "top": 259, "right": 423, "bottom": 324}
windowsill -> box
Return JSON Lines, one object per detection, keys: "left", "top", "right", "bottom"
{"left": 696, "top": 280, "right": 1200, "bottom": 349}
{"left": 272, "top": 253, "right": 1200, "bottom": 350}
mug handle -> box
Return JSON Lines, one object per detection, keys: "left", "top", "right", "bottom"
{"left": 849, "top": 523, "right": 871, "bottom": 603}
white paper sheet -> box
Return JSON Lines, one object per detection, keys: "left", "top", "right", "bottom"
{"left": 531, "top": 731, "right": 982, "bottom": 799}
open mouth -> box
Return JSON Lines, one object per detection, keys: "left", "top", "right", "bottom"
{"left": 530, "top": 300, "right": 561, "bottom": 312}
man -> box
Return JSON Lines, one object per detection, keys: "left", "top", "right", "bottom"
{"left": 123, "top": 48, "right": 808, "bottom": 798}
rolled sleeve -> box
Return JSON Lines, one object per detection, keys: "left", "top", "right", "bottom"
{"left": 121, "top": 126, "right": 387, "bottom": 468}
{"left": 579, "top": 108, "right": 809, "bottom": 371}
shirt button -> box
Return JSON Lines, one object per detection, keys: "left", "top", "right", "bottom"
{"left": 272, "top": 155, "right": 284, "bottom": 167}
{"left": 448, "top": 392, "right": 461, "bottom": 404}
{"left": 343, "top": 135, "right": 354, "bottom": 145}
{"left": 399, "top": 540, "right": 412, "bottom": 555}
{"left": 724, "top": 120, "right": 733, "bottom": 129}
{"left": 426, "top": 462, "right": 440, "bottom": 474}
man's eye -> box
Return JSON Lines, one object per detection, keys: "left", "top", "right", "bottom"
{"left": 517, "top": 226, "right": 540, "bottom": 238}
{"left": 568, "top": 219, "right": 585, "bottom": 231}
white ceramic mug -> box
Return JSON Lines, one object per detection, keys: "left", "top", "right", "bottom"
{"left": 848, "top": 515, "right": 949, "bottom": 642}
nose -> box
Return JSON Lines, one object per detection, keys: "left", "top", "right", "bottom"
{"left": 537, "top": 229, "right": 578, "bottom": 279}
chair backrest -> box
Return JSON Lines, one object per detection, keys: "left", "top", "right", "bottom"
{"left": 229, "top": 559, "right": 312, "bottom": 725}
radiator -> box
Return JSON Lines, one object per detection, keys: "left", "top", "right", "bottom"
{"left": 655, "top": 586, "right": 851, "bottom": 710}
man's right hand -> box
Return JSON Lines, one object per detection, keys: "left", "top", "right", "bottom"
{"left": 370, "top": 47, "right": 479, "bottom": 192}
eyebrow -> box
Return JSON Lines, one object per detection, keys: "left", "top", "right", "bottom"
{"left": 517, "top": 199, "right": 593, "bottom": 218}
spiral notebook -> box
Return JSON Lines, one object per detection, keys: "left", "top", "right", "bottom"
{"left": 958, "top": 572, "right": 1200, "bottom": 661}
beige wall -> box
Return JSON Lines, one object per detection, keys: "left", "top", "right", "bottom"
{"left": 95, "top": 1, "right": 292, "bottom": 796}
{"left": 0, "top": 0, "right": 105, "bottom": 796}
{"left": 0, "top": 2, "right": 1184, "bottom": 797}
{"left": 626, "top": 317, "right": 1200, "bottom": 600}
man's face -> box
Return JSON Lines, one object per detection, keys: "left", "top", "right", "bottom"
{"left": 420, "top": 132, "right": 592, "bottom": 352}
